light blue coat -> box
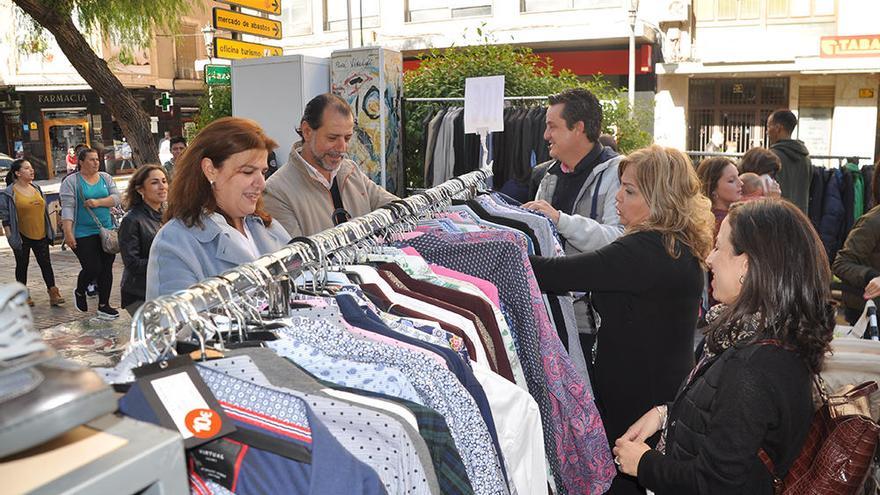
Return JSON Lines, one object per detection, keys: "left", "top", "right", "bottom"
{"left": 146, "top": 212, "right": 291, "bottom": 300}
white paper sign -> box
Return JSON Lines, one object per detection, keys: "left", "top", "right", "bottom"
{"left": 464, "top": 75, "right": 505, "bottom": 134}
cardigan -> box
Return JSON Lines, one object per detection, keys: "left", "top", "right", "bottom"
{"left": 0, "top": 183, "right": 54, "bottom": 250}
{"left": 145, "top": 212, "right": 290, "bottom": 299}
{"left": 638, "top": 342, "right": 812, "bottom": 494}
{"left": 529, "top": 230, "right": 704, "bottom": 451}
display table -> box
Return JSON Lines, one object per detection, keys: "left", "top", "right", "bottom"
{"left": 1, "top": 414, "right": 187, "bottom": 495}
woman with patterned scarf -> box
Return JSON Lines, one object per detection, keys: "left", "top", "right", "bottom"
{"left": 612, "top": 199, "right": 835, "bottom": 494}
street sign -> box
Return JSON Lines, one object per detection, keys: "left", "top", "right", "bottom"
{"left": 213, "top": 38, "right": 283, "bottom": 60}
{"left": 215, "top": 0, "right": 280, "bottom": 16}
{"left": 205, "top": 64, "right": 232, "bottom": 85}
{"left": 156, "top": 92, "right": 173, "bottom": 112}
{"left": 213, "top": 7, "right": 282, "bottom": 40}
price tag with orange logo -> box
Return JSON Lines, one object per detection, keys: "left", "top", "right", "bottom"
{"left": 132, "top": 355, "right": 235, "bottom": 448}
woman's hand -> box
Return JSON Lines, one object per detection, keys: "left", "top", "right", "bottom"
{"left": 864, "top": 276, "right": 880, "bottom": 300}
{"left": 65, "top": 236, "right": 77, "bottom": 250}
{"left": 613, "top": 438, "right": 651, "bottom": 476}
{"left": 620, "top": 406, "right": 664, "bottom": 443}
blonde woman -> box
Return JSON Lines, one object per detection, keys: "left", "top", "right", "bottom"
{"left": 529, "top": 145, "right": 715, "bottom": 495}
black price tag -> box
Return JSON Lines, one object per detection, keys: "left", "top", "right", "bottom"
{"left": 131, "top": 355, "right": 235, "bottom": 448}
{"left": 191, "top": 437, "right": 246, "bottom": 491}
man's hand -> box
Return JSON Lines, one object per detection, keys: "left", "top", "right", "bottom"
{"left": 65, "top": 236, "right": 77, "bottom": 250}
{"left": 522, "top": 200, "right": 560, "bottom": 224}
{"left": 864, "top": 276, "right": 880, "bottom": 300}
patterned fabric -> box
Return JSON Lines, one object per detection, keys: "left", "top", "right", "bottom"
{"left": 274, "top": 312, "right": 509, "bottom": 495}
{"left": 316, "top": 378, "right": 476, "bottom": 495}
{"left": 267, "top": 338, "right": 425, "bottom": 406}
{"left": 401, "top": 229, "right": 615, "bottom": 495}
{"left": 202, "top": 357, "right": 433, "bottom": 495}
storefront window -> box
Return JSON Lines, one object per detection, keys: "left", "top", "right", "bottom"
{"left": 687, "top": 77, "right": 790, "bottom": 153}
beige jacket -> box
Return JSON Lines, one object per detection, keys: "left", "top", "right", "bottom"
{"left": 263, "top": 143, "right": 397, "bottom": 237}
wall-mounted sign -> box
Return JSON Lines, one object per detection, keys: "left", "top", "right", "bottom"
{"left": 820, "top": 35, "right": 880, "bottom": 58}
{"left": 213, "top": 8, "right": 282, "bottom": 40}
{"left": 205, "top": 64, "right": 232, "bottom": 86}
{"left": 859, "top": 88, "right": 875, "bottom": 98}
{"left": 213, "top": 38, "right": 282, "bottom": 60}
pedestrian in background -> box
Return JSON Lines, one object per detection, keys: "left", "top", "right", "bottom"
{"left": 163, "top": 136, "right": 187, "bottom": 180}
{"left": 767, "top": 109, "right": 812, "bottom": 214}
{"left": 738, "top": 147, "right": 782, "bottom": 199}
{"left": 0, "top": 159, "right": 64, "bottom": 306}
{"left": 60, "top": 147, "right": 121, "bottom": 320}
{"left": 697, "top": 156, "right": 743, "bottom": 238}
{"left": 119, "top": 165, "right": 168, "bottom": 316}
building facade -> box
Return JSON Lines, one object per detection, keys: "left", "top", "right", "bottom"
{"left": 0, "top": 1, "right": 216, "bottom": 179}
{"left": 277, "top": 0, "right": 664, "bottom": 97}
{"left": 653, "top": 0, "right": 880, "bottom": 163}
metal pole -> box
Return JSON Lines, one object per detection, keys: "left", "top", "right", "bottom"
{"left": 359, "top": 0, "right": 364, "bottom": 47}
{"left": 628, "top": 1, "right": 638, "bottom": 118}
{"left": 346, "top": 0, "right": 353, "bottom": 49}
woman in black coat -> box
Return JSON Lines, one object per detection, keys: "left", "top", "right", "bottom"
{"left": 613, "top": 199, "right": 834, "bottom": 494}
{"left": 119, "top": 165, "right": 167, "bottom": 315}
{"left": 529, "top": 145, "right": 715, "bottom": 495}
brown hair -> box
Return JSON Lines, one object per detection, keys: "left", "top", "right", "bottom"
{"left": 124, "top": 165, "right": 167, "bottom": 210}
{"left": 705, "top": 199, "right": 833, "bottom": 373}
{"left": 696, "top": 156, "right": 737, "bottom": 200}
{"left": 739, "top": 147, "right": 781, "bottom": 176}
{"left": 619, "top": 145, "right": 715, "bottom": 267}
{"left": 165, "top": 117, "right": 277, "bottom": 228}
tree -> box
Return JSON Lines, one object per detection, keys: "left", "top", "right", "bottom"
{"left": 13, "top": 0, "right": 196, "bottom": 166}
{"left": 403, "top": 25, "right": 652, "bottom": 187}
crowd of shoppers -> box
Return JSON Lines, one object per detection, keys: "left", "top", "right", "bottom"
{"left": 0, "top": 98, "right": 864, "bottom": 494}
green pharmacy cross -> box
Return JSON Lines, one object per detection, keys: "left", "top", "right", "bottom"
{"left": 156, "top": 92, "right": 174, "bottom": 113}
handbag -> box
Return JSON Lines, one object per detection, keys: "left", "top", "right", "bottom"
{"left": 756, "top": 346, "right": 879, "bottom": 495}
{"left": 78, "top": 181, "right": 120, "bottom": 255}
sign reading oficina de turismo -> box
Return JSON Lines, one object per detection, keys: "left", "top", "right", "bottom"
{"left": 211, "top": 0, "right": 283, "bottom": 61}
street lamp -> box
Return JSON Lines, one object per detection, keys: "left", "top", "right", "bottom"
{"left": 202, "top": 25, "right": 215, "bottom": 64}
{"left": 628, "top": 0, "right": 640, "bottom": 118}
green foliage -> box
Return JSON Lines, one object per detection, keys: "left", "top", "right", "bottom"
{"left": 403, "top": 25, "right": 652, "bottom": 189}
{"left": 195, "top": 86, "right": 232, "bottom": 133}
{"left": 14, "top": 0, "right": 199, "bottom": 50}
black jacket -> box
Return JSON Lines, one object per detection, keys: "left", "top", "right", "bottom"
{"left": 639, "top": 341, "right": 812, "bottom": 495}
{"left": 529, "top": 231, "right": 703, "bottom": 453}
{"left": 119, "top": 202, "right": 162, "bottom": 304}
{"left": 771, "top": 139, "right": 812, "bottom": 214}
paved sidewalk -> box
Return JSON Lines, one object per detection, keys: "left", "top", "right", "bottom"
{"left": 0, "top": 242, "right": 129, "bottom": 327}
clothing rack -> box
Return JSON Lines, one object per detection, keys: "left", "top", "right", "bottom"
{"left": 128, "top": 168, "right": 492, "bottom": 354}
{"left": 403, "top": 96, "right": 549, "bottom": 102}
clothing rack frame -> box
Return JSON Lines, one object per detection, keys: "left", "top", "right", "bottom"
{"left": 128, "top": 168, "right": 493, "bottom": 354}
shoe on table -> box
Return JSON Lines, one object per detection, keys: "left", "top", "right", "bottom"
{"left": 97, "top": 305, "right": 119, "bottom": 320}
{"left": 48, "top": 286, "right": 65, "bottom": 306}
{"left": 73, "top": 289, "right": 87, "bottom": 313}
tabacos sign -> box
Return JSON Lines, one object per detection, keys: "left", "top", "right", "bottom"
{"left": 820, "top": 35, "right": 880, "bottom": 58}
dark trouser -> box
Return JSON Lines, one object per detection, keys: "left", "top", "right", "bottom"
{"left": 13, "top": 235, "right": 56, "bottom": 289}
{"left": 72, "top": 234, "right": 115, "bottom": 306}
